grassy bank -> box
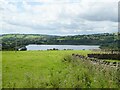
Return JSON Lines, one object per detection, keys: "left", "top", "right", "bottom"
{"left": 2, "top": 50, "right": 120, "bottom": 88}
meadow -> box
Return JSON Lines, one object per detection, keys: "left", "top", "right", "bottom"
{"left": 2, "top": 50, "right": 120, "bottom": 88}
{"left": 0, "top": 51, "right": 2, "bottom": 89}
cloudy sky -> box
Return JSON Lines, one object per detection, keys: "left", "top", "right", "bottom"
{"left": 0, "top": 0, "right": 119, "bottom": 35}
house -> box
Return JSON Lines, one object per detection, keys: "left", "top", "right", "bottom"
{"left": 18, "top": 46, "right": 27, "bottom": 51}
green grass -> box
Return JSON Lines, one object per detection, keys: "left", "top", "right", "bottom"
{"left": 0, "top": 51, "right": 2, "bottom": 89}
{"left": 2, "top": 50, "right": 90, "bottom": 88}
{"left": 2, "top": 50, "right": 120, "bottom": 88}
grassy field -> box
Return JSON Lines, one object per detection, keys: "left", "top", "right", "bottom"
{"left": 0, "top": 51, "right": 2, "bottom": 89}
{"left": 2, "top": 50, "right": 120, "bottom": 88}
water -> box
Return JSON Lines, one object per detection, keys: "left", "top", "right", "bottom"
{"left": 26, "top": 45, "right": 100, "bottom": 50}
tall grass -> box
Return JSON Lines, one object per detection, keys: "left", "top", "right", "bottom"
{"left": 60, "top": 55, "right": 119, "bottom": 88}
{"left": 2, "top": 51, "right": 120, "bottom": 88}
{"left": 0, "top": 51, "right": 2, "bottom": 89}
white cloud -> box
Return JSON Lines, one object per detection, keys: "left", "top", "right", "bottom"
{"left": 0, "top": 0, "right": 118, "bottom": 35}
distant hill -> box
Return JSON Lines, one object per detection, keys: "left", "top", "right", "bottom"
{"left": 1, "top": 33, "right": 119, "bottom": 50}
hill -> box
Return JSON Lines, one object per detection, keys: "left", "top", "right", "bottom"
{"left": 1, "top": 33, "right": 119, "bottom": 50}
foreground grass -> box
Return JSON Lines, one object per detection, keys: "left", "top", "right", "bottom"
{"left": 0, "top": 51, "right": 2, "bottom": 89}
{"left": 2, "top": 50, "right": 120, "bottom": 88}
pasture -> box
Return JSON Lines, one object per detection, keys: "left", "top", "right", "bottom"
{"left": 2, "top": 50, "right": 120, "bottom": 88}
{"left": 0, "top": 51, "right": 2, "bottom": 89}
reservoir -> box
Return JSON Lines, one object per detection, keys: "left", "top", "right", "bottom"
{"left": 26, "top": 45, "right": 100, "bottom": 50}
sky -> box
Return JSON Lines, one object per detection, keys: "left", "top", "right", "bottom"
{"left": 0, "top": 0, "right": 119, "bottom": 35}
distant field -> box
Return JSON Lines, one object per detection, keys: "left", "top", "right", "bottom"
{"left": 2, "top": 50, "right": 120, "bottom": 88}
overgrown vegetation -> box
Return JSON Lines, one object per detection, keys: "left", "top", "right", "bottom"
{"left": 2, "top": 50, "right": 120, "bottom": 88}
{"left": 62, "top": 55, "right": 120, "bottom": 88}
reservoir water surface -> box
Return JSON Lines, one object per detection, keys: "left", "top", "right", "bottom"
{"left": 26, "top": 45, "right": 100, "bottom": 50}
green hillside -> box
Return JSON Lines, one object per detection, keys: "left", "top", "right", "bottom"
{"left": 1, "top": 33, "right": 119, "bottom": 50}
